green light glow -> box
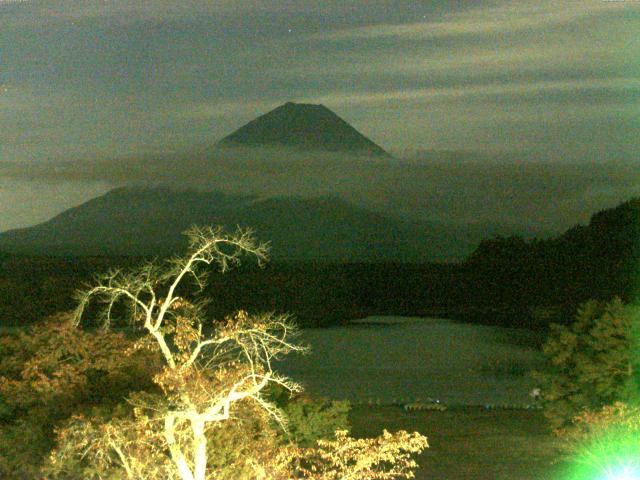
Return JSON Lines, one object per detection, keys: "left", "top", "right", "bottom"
{"left": 562, "top": 427, "right": 640, "bottom": 480}
{"left": 602, "top": 462, "right": 640, "bottom": 480}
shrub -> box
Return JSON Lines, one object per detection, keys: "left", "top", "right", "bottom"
{"left": 0, "top": 314, "right": 161, "bottom": 478}
{"left": 42, "top": 227, "right": 428, "bottom": 480}
{"left": 558, "top": 402, "right": 640, "bottom": 480}
{"left": 281, "top": 395, "right": 351, "bottom": 447}
{"left": 535, "top": 297, "right": 640, "bottom": 431}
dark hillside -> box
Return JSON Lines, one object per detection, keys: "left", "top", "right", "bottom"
{"left": 461, "top": 197, "right": 640, "bottom": 326}
{"left": 0, "top": 187, "right": 475, "bottom": 261}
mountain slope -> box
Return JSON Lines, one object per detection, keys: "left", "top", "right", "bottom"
{"left": 462, "top": 197, "right": 640, "bottom": 324}
{"left": 218, "top": 102, "right": 390, "bottom": 157}
{"left": 0, "top": 187, "right": 474, "bottom": 261}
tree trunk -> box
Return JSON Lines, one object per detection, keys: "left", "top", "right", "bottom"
{"left": 191, "top": 418, "right": 208, "bottom": 480}
{"left": 165, "top": 415, "right": 196, "bottom": 480}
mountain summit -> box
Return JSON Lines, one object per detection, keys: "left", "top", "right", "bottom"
{"left": 218, "top": 102, "right": 390, "bottom": 156}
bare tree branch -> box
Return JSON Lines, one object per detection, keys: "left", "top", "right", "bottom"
{"left": 67, "top": 226, "right": 306, "bottom": 480}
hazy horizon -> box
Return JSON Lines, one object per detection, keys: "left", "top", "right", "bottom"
{"left": 1, "top": 0, "right": 638, "bottom": 234}
{"left": 1, "top": 145, "right": 639, "bottom": 238}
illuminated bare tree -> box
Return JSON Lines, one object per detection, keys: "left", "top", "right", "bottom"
{"left": 45, "top": 226, "right": 428, "bottom": 480}
{"left": 69, "top": 226, "right": 306, "bottom": 480}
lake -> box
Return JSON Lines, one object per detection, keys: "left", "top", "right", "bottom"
{"left": 276, "top": 316, "right": 546, "bottom": 406}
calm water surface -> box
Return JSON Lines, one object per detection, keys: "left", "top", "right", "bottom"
{"left": 276, "top": 316, "right": 545, "bottom": 406}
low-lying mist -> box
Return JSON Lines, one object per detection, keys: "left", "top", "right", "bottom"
{"left": 2, "top": 146, "right": 639, "bottom": 236}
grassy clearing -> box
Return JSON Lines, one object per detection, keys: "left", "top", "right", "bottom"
{"left": 349, "top": 405, "right": 565, "bottom": 480}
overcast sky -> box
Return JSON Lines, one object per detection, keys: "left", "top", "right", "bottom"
{"left": 1, "top": 0, "right": 639, "bottom": 232}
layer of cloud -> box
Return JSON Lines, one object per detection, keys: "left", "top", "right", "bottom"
{"left": 301, "top": 78, "right": 640, "bottom": 107}
{"left": 1, "top": 147, "right": 639, "bottom": 235}
{"left": 0, "top": 0, "right": 296, "bottom": 26}
{"left": 1, "top": 0, "right": 638, "bottom": 232}
{"left": 2, "top": 0, "right": 637, "bottom": 158}
{"left": 309, "top": 0, "right": 634, "bottom": 41}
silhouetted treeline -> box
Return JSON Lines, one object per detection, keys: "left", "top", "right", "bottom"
{"left": 459, "top": 197, "right": 640, "bottom": 327}
{"left": 1, "top": 197, "right": 638, "bottom": 330}
{"left": 0, "top": 254, "right": 145, "bottom": 327}
{"left": 0, "top": 255, "right": 460, "bottom": 328}
{"left": 201, "top": 262, "right": 462, "bottom": 326}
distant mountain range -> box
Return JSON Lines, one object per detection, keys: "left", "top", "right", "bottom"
{"left": 0, "top": 187, "right": 478, "bottom": 261}
{"left": 2, "top": 102, "right": 635, "bottom": 263}
{"left": 0, "top": 102, "right": 472, "bottom": 260}
{"left": 218, "top": 102, "right": 390, "bottom": 157}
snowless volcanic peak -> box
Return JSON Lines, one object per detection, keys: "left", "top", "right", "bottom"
{"left": 218, "top": 102, "right": 390, "bottom": 156}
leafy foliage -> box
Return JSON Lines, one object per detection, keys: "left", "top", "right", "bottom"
{"left": 535, "top": 298, "right": 640, "bottom": 431}
{"left": 40, "top": 226, "right": 428, "bottom": 480}
{"left": 562, "top": 402, "right": 640, "bottom": 454}
{"left": 0, "top": 314, "right": 160, "bottom": 478}
{"left": 292, "top": 429, "right": 429, "bottom": 479}
{"left": 556, "top": 402, "right": 640, "bottom": 479}
{"left": 280, "top": 394, "right": 351, "bottom": 448}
